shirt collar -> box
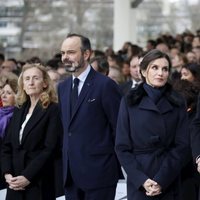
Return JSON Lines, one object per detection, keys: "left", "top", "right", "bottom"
{"left": 73, "top": 65, "right": 91, "bottom": 83}
{"left": 132, "top": 79, "right": 142, "bottom": 86}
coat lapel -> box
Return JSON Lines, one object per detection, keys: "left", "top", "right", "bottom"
{"left": 21, "top": 103, "right": 46, "bottom": 144}
{"left": 139, "top": 96, "right": 173, "bottom": 113}
{"left": 157, "top": 97, "right": 173, "bottom": 113}
{"left": 13, "top": 105, "right": 28, "bottom": 146}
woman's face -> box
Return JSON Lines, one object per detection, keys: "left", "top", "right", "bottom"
{"left": 23, "top": 67, "right": 47, "bottom": 99}
{"left": 142, "top": 58, "right": 169, "bottom": 88}
{"left": 181, "top": 68, "right": 195, "bottom": 82}
{"left": 1, "top": 84, "right": 16, "bottom": 107}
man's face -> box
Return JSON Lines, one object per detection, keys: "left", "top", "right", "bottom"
{"left": 130, "top": 57, "right": 141, "bottom": 81}
{"left": 0, "top": 61, "right": 16, "bottom": 73}
{"left": 60, "top": 36, "right": 86, "bottom": 73}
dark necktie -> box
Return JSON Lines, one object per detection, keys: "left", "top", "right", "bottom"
{"left": 71, "top": 78, "right": 80, "bottom": 113}
{"left": 134, "top": 83, "right": 138, "bottom": 88}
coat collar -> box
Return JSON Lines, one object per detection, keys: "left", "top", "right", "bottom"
{"left": 139, "top": 95, "right": 174, "bottom": 114}
{"left": 18, "top": 101, "right": 47, "bottom": 144}
{"left": 126, "top": 82, "right": 184, "bottom": 110}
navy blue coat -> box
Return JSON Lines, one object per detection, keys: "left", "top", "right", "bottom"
{"left": 115, "top": 83, "right": 190, "bottom": 200}
{"left": 58, "top": 67, "right": 122, "bottom": 189}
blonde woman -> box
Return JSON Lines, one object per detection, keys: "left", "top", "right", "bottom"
{"left": 0, "top": 72, "right": 18, "bottom": 190}
{"left": 1, "top": 63, "right": 63, "bottom": 200}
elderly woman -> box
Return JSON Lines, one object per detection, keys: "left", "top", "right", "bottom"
{"left": 1, "top": 63, "right": 63, "bottom": 200}
{"left": 0, "top": 73, "right": 18, "bottom": 190}
{"left": 115, "top": 49, "right": 190, "bottom": 199}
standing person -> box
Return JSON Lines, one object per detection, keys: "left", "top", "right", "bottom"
{"left": 90, "top": 56, "right": 109, "bottom": 76}
{"left": 173, "top": 79, "right": 200, "bottom": 200}
{"left": 0, "top": 73, "right": 18, "bottom": 190}
{"left": 115, "top": 49, "right": 190, "bottom": 199}
{"left": 191, "top": 94, "right": 200, "bottom": 200}
{"left": 1, "top": 63, "right": 63, "bottom": 200}
{"left": 58, "top": 33, "right": 122, "bottom": 200}
{"left": 120, "top": 55, "right": 142, "bottom": 95}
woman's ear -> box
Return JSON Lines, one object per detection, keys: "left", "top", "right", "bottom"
{"left": 141, "top": 70, "right": 146, "bottom": 78}
{"left": 43, "top": 82, "right": 48, "bottom": 89}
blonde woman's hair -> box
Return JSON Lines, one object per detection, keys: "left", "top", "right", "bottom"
{"left": 0, "top": 72, "right": 18, "bottom": 94}
{"left": 16, "top": 63, "right": 58, "bottom": 108}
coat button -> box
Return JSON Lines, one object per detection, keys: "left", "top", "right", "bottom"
{"left": 69, "top": 132, "right": 72, "bottom": 136}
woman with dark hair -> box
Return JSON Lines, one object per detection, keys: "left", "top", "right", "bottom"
{"left": 181, "top": 63, "right": 200, "bottom": 83}
{"left": 115, "top": 49, "right": 190, "bottom": 199}
{"left": 173, "top": 79, "right": 200, "bottom": 200}
{"left": 1, "top": 63, "right": 63, "bottom": 200}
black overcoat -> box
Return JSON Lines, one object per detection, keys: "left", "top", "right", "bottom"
{"left": 1, "top": 101, "right": 63, "bottom": 200}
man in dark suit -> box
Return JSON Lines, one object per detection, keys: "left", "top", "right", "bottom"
{"left": 120, "top": 55, "right": 142, "bottom": 95}
{"left": 58, "top": 33, "right": 122, "bottom": 200}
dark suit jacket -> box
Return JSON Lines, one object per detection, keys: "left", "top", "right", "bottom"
{"left": 1, "top": 101, "right": 63, "bottom": 200}
{"left": 115, "top": 83, "right": 190, "bottom": 200}
{"left": 58, "top": 67, "right": 122, "bottom": 189}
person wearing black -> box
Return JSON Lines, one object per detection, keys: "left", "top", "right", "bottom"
{"left": 1, "top": 64, "right": 63, "bottom": 200}
{"left": 115, "top": 49, "right": 190, "bottom": 199}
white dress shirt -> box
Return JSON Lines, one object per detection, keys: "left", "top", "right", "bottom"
{"left": 72, "top": 65, "right": 91, "bottom": 95}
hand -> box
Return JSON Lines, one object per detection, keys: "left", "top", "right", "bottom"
{"left": 196, "top": 157, "right": 200, "bottom": 173}
{"left": 5, "top": 174, "right": 13, "bottom": 185}
{"left": 8, "top": 175, "right": 30, "bottom": 191}
{"left": 143, "top": 178, "right": 162, "bottom": 196}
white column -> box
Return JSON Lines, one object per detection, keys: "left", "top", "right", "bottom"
{"left": 113, "top": 0, "right": 137, "bottom": 52}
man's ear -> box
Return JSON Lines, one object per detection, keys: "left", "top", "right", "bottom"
{"left": 84, "top": 50, "right": 91, "bottom": 61}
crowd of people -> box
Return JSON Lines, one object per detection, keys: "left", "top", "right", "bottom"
{"left": 0, "top": 29, "right": 200, "bottom": 200}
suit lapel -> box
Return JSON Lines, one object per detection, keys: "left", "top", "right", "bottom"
{"left": 62, "top": 78, "right": 72, "bottom": 125}
{"left": 70, "top": 68, "right": 95, "bottom": 122}
{"left": 21, "top": 103, "right": 46, "bottom": 144}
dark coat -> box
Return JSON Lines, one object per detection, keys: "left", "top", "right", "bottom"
{"left": 0, "top": 137, "right": 6, "bottom": 189}
{"left": 191, "top": 94, "right": 200, "bottom": 200}
{"left": 180, "top": 110, "right": 199, "bottom": 200}
{"left": 58, "top": 67, "right": 122, "bottom": 189}
{"left": 115, "top": 83, "right": 190, "bottom": 200}
{"left": 191, "top": 94, "right": 200, "bottom": 160}
{"left": 1, "top": 101, "right": 63, "bottom": 200}
{"left": 120, "top": 80, "right": 132, "bottom": 95}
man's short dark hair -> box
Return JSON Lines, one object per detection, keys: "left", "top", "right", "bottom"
{"left": 66, "top": 33, "right": 91, "bottom": 52}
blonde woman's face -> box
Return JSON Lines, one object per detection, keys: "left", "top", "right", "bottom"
{"left": 1, "top": 84, "right": 16, "bottom": 107}
{"left": 23, "top": 67, "right": 47, "bottom": 98}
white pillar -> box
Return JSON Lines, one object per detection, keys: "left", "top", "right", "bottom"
{"left": 113, "top": 0, "right": 137, "bottom": 52}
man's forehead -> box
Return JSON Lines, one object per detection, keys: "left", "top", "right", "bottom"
{"left": 61, "top": 37, "right": 81, "bottom": 49}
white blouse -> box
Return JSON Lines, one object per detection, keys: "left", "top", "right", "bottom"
{"left": 19, "top": 113, "right": 32, "bottom": 144}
